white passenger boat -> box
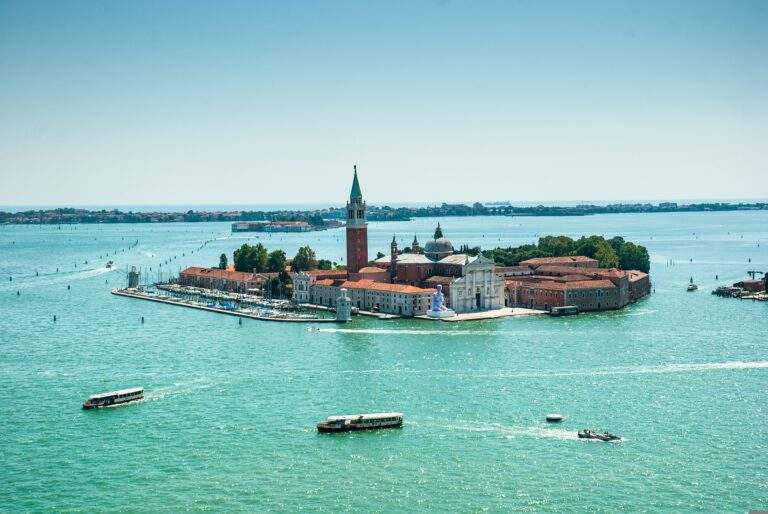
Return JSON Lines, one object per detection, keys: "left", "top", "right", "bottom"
{"left": 317, "top": 412, "right": 403, "bottom": 432}
{"left": 82, "top": 387, "right": 144, "bottom": 409}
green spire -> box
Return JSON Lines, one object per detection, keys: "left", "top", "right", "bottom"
{"left": 350, "top": 165, "right": 362, "bottom": 200}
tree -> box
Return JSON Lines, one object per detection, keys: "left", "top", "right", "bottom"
{"left": 376, "top": 251, "right": 385, "bottom": 259}
{"left": 233, "top": 243, "right": 268, "bottom": 272}
{"left": 538, "top": 235, "right": 574, "bottom": 257}
{"left": 292, "top": 245, "right": 317, "bottom": 272}
{"left": 218, "top": 253, "right": 228, "bottom": 270}
{"left": 619, "top": 242, "right": 650, "bottom": 272}
{"left": 594, "top": 242, "right": 619, "bottom": 269}
{"left": 317, "top": 259, "right": 333, "bottom": 270}
{"left": 267, "top": 249, "right": 287, "bottom": 272}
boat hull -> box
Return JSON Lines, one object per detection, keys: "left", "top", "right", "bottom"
{"left": 317, "top": 421, "right": 403, "bottom": 433}
{"left": 82, "top": 396, "right": 144, "bottom": 409}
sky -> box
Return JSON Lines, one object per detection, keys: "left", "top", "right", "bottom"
{"left": 0, "top": 0, "right": 766, "bottom": 207}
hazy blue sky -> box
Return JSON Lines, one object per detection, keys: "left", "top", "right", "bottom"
{"left": 1, "top": 0, "right": 766, "bottom": 206}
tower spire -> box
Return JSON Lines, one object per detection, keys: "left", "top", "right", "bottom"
{"left": 350, "top": 165, "right": 362, "bottom": 200}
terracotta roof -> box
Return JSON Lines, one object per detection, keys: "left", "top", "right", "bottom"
{"left": 506, "top": 277, "right": 616, "bottom": 291}
{"left": 341, "top": 279, "right": 432, "bottom": 294}
{"left": 305, "top": 269, "right": 347, "bottom": 277}
{"left": 495, "top": 266, "right": 534, "bottom": 273}
{"left": 314, "top": 279, "right": 337, "bottom": 286}
{"left": 357, "top": 266, "right": 387, "bottom": 274}
{"left": 180, "top": 267, "right": 273, "bottom": 282}
{"left": 520, "top": 256, "right": 599, "bottom": 267}
{"left": 535, "top": 265, "right": 627, "bottom": 279}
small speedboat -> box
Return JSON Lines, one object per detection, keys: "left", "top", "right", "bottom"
{"left": 687, "top": 277, "right": 698, "bottom": 291}
{"left": 545, "top": 413, "right": 564, "bottom": 422}
{"left": 577, "top": 429, "right": 620, "bottom": 442}
{"left": 105, "top": 261, "right": 114, "bottom": 269}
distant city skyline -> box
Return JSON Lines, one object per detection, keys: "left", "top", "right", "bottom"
{"left": 1, "top": 1, "right": 766, "bottom": 206}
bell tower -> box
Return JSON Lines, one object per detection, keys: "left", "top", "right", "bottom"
{"left": 390, "top": 235, "right": 398, "bottom": 282}
{"left": 345, "top": 165, "right": 368, "bottom": 274}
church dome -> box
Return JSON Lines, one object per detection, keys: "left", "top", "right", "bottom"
{"left": 424, "top": 237, "right": 454, "bottom": 255}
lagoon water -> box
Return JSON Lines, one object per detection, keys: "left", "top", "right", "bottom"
{"left": 1, "top": 212, "right": 767, "bottom": 512}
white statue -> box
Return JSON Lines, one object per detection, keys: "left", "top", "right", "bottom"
{"left": 427, "top": 284, "right": 457, "bottom": 318}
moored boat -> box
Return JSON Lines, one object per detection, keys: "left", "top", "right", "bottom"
{"left": 687, "top": 277, "right": 698, "bottom": 291}
{"left": 317, "top": 412, "right": 403, "bottom": 432}
{"left": 545, "top": 413, "right": 564, "bottom": 422}
{"left": 83, "top": 387, "right": 143, "bottom": 409}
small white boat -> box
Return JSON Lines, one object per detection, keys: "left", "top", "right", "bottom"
{"left": 83, "top": 387, "right": 143, "bottom": 409}
{"left": 317, "top": 412, "right": 403, "bottom": 432}
{"left": 545, "top": 413, "right": 564, "bottom": 422}
{"left": 687, "top": 277, "right": 698, "bottom": 291}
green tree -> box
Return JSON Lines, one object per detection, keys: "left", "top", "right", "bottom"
{"left": 267, "top": 249, "right": 287, "bottom": 272}
{"left": 233, "top": 243, "right": 268, "bottom": 272}
{"left": 317, "top": 259, "right": 333, "bottom": 270}
{"left": 376, "top": 251, "right": 386, "bottom": 259}
{"left": 538, "top": 235, "right": 574, "bottom": 257}
{"left": 218, "top": 253, "right": 228, "bottom": 269}
{"left": 618, "top": 242, "right": 650, "bottom": 272}
{"left": 594, "top": 242, "right": 619, "bottom": 269}
{"left": 292, "top": 245, "right": 317, "bottom": 272}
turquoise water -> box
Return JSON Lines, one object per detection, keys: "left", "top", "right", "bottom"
{"left": 1, "top": 212, "right": 767, "bottom": 512}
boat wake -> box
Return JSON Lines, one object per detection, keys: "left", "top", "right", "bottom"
{"left": 438, "top": 420, "right": 581, "bottom": 441}
{"left": 316, "top": 328, "right": 498, "bottom": 336}
{"left": 143, "top": 380, "right": 217, "bottom": 401}
{"left": 0, "top": 266, "right": 116, "bottom": 292}
{"left": 337, "top": 360, "right": 768, "bottom": 379}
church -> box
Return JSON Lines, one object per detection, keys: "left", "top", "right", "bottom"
{"left": 292, "top": 167, "right": 505, "bottom": 316}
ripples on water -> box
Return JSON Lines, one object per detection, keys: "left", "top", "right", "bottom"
{"left": 1, "top": 213, "right": 767, "bottom": 512}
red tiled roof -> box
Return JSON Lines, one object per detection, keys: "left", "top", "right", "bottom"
{"left": 520, "top": 256, "right": 598, "bottom": 267}
{"left": 357, "top": 266, "right": 387, "bottom": 274}
{"left": 535, "top": 265, "right": 627, "bottom": 279}
{"left": 341, "top": 279, "right": 433, "bottom": 294}
{"left": 306, "top": 269, "right": 347, "bottom": 277}
{"left": 180, "top": 267, "right": 273, "bottom": 282}
{"left": 506, "top": 277, "right": 616, "bottom": 291}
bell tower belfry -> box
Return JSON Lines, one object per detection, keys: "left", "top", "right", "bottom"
{"left": 345, "top": 165, "right": 368, "bottom": 274}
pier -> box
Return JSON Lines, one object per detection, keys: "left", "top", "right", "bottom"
{"left": 111, "top": 289, "right": 341, "bottom": 323}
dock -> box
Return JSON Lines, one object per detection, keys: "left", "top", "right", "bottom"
{"left": 415, "top": 307, "right": 546, "bottom": 322}
{"left": 111, "top": 289, "right": 341, "bottom": 323}
{"left": 300, "top": 303, "right": 401, "bottom": 320}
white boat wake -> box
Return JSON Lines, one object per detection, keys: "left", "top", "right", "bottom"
{"left": 338, "top": 360, "right": 768, "bottom": 379}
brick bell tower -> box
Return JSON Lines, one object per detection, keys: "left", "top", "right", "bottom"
{"left": 345, "top": 165, "right": 368, "bottom": 274}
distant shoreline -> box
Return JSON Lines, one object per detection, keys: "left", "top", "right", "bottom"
{"left": 1, "top": 201, "right": 766, "bottom": 225}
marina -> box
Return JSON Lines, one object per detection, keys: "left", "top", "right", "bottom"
{"left": 111, "top": 288, "right": 341, "bottom": 323}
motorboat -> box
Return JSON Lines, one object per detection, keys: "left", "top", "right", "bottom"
{"left": 577, "top": 429, "right": 620, "bottom": 442}
{"left": 545, "top": 413, "right": 564, "bottom": 422}
{"left": 687, "top": 277, "right": 698, "bottom": 291}
{"left": 317, "top": 413, "right": 403, "bottom": 433}
{"left": 105, "top": 261, "right": 114, "bottom": 268}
